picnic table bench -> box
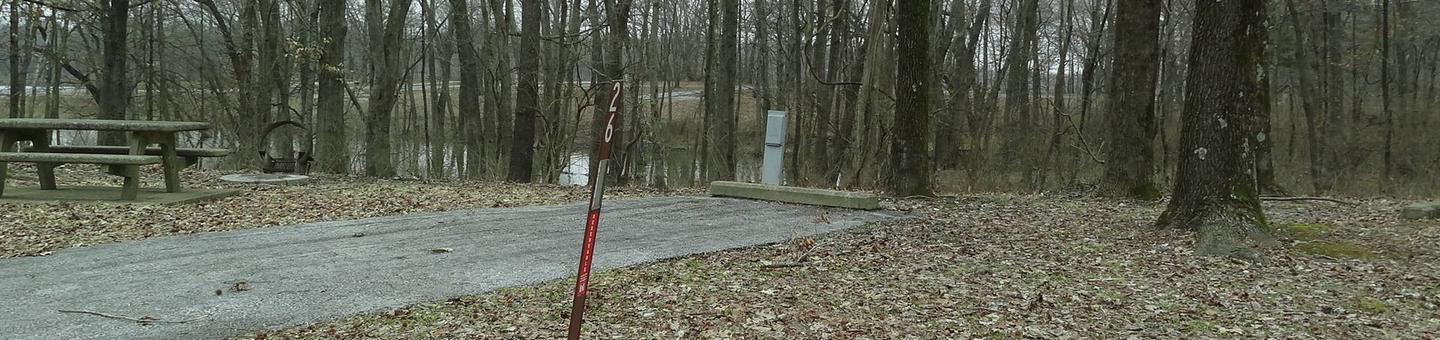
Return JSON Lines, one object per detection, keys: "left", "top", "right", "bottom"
{"left": 0, "top": 118, "right": 229, "bottom": 200}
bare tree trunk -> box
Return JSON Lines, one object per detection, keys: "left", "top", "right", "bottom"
{"left": 363, "top": 0, "right": 413, "bottom": 178}
{"left": 488, "top": 0, "right": 515, "bottom": 166}
{"left": 44, "top": 15, "right": 62, "bottom": 120}
{"left": 1069, "top": 0, "right": 1110, "bottom": 185}
{"left": 955, "top": 0, "right": 991, "bottom": 186}
{"left": 1039, "top": 0, "right": 1075, "bottom": 190}
{"left": 846, "top": 0, "right": 892, "bottom": 188}
{"left": 98, "top": 0, "right": 131, "bottom": 145}
{"left": 422, "top": 0, "right": 450, "bottom": 179}
{"left": 539, "top": 0, "right": 574, "bottom": 183}
{"left": 933, "top": 0, "right": 967, "bottom": 170}
{"left": 997, "top": 0, "right": 1038, "bottom": 186}
{"left": 889, "top": 0, "right": 932, "bottom": 196}
{"left": 703, "top": 0, "right": 737, "bottom": 181}
{"left": 1379, "top": 0, "right": 1394, "bottom": 192}
{"left": 451, "top": 0, "right": 485, "bottom": 178}
{"left": 9, "top": 0, "right": 25, "bottom": 118}
{"left": 1157, "top": 0, "right": 1272, "bottom": 259}
{"left": 296, "top": 2, "right": 317, "bottom": 171}
{"left": 1254, "top": 21, "right": 1283, "bottom": 195}
{"left": 784, "top": 0, "right": 804, "bottom": 185}
{"left": 257, "top": 0, "right": 286, "bottom": 160}
{"left": 1281, "top": 0, "right": 1326, "bottom": 193}
{"left": 1100, "top": 0, "right": 1161, "bottom": 199}
{"left": 508, "top": 0, "right": 541, "bottom": 182}
{"left": 316, "top": 0, "right": 350, "bottom": 173}
{"left": 1317, "top": 0, "right": 1348, "bottom": 191}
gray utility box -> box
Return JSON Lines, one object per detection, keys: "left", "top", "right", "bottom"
{"left": 762, "top": 110, "right": 787, "bottom": 185}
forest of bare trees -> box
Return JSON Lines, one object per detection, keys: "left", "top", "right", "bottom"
{"left": 1, "top": 0, "right": 1437, "bottom": 199}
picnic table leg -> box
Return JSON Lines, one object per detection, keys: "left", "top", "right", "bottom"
{"left": 154, "top": 133, "right": 181, "bottom": 193}
{"left": 0, "top": 131, "right": 12, "bottom": 197}
{"left": 120, "top": 132, "right": 150, "bottom": 201}
{"left": 32, "top": 130, "right": 57, "bottom": 190}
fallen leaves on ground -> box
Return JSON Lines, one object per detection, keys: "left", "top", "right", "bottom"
{"left": 243, "top": 194, "right": 1440, "bottom": 339}
{"left": 0, "top": 164, "right": 686, "bottom": 258}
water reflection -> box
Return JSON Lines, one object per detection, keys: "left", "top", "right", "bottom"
{"left": 559, "top": 153, "right": 590, "bottom": 186}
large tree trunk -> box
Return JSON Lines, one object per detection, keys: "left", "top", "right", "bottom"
{"left": 703, "top": 0, "right": 737, "bottom": 181}
{"left": 451, "top": 0, "right": 485, "bottom": 179}
{"left": 1255, "top": 46, "right": 1284, "bottom": 195}
{"left": 98, "top": 0, "right": 131, "bottom": 145}
{"left": 315, "top": 0, "right": 349, "bottom": 173}
{"left": 363, "top": 0, "right": 413, "bottom": 178}
{"left": 888, "top": 0, "right": 932, "bottom": 196}
{"left": 1157, "top": 0, "right": 1273, "bottom": 259}
{"left": 507, "top": 0, "right": 541, "bottom": 182}
{"left": 1100, "top": 0, "right": 1161, "bottom": 199}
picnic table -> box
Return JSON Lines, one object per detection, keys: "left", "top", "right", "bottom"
{"left": 0, "top": 118, "right": 228, "bottom": 200}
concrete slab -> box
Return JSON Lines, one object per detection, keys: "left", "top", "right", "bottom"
{"left": 710, "top": 181, "right": 881, "bottom": 210}
{"left": 0, "top": 196, "right": 897, "bottom": 340}
{"left": 1401, "top": 202, "right": 1440, "bottom": 220}
{"left": 0, "top": 186, "right": 239, "bottom": 205}
{"left": 220, "top": 173, "right": 310, "bottom": 185}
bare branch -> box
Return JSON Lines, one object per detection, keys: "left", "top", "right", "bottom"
{"left": 19, "top": 0, "right": 81, "bottom": 12}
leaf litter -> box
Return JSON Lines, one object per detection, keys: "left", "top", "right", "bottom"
{"left": 6, "top": 164, "right": 1436, "bottom": 338}
{"left": 235, "top": 194, "right": 1440, "bottom": 339}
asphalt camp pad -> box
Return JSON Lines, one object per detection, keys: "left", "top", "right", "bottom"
{"left": 0, "top": 196, "right": 896, "bottom": 340}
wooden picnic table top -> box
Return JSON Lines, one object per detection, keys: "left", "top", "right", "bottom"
{"left": 0, "top": 118, "right": 211, "bottom": 132}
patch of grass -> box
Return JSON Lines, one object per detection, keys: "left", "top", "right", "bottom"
{"left": 1185, "top": 320, "right": 1217, "bottom": 333}
{"left": 1282, "top": 223, "right": 1329, "bottom": 240}
{"left": 1353, "top": 297, "right": 1391, "bottom": 314}
{"left": 1294, "top": 241, "right": 1376, "bottom": 259}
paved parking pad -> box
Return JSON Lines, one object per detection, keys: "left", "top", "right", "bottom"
{"left": 0, "top": 196, "right": 895, "bottom": 339}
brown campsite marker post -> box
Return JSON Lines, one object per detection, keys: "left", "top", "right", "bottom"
{"left": 567, "top": 81, "right": 622, "bottom": 340}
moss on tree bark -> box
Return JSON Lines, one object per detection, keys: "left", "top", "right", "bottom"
{"left": 1156, "top": 0, "right": 1274, "bottom": 259}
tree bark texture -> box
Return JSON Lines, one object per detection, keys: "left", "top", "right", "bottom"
{"left": 508, "top": 0, "right": 541, "bottom": 182}
{"left": 703, "top": 0, "right": 738, "bottom": 181}
{"left": 316, "top": 0, "right": 350, "bottom": 174}
{"left": 1158, "top": 0, "right": 1273, "bottom": 259}
{"left": 363, "top": 0, "right": 413, "bottom": 178}
{"left": 889, "top": 0, "right": 933, "bottom": 196}
{"left": 1100, "top": 0, "right": 1161, "bottom": 199}
{"left": 98, "top": 0, "right": 131, "bottom": 145}
{"left": 451, "top": 0, "right": 486, "bottom": 178}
